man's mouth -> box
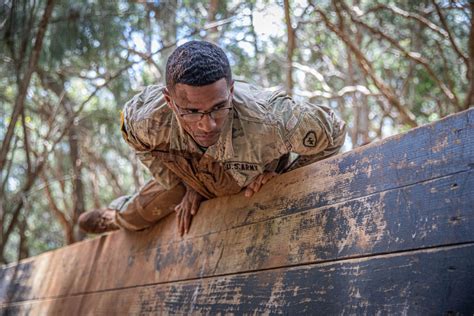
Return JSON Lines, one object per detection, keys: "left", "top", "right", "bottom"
{"left": 196, "top": 133, "right": 218, "bottom": 140}
{"left": 194, "top": 132, "right": 220, "bottom": 146}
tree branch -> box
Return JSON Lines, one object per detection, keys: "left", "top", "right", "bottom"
{"left": 0, "top": 136, "right": 19, "bottom": 197}
{"left": 432, "top": 0, "right": 470, "bottom": 75}
{"left": 465, "top": 1, "right": 474, "bottom": 109}
{"left": 40, "top": 173, "right": 75, "bottom": 244}
{"left": 2, "top": 93, "right": 73, "bottom": 244}
{"left": 297, "top": 84, "right": 380, "bottom": 99}
{"left": 363, "top": 3, "right": 449, "bottom": 39}
{"left": 340, "top": 2, "right": 460, "bottom": 109}
{"left": 295, "top": 3, "right": 314, "bottom": 31}
{"left": 315, "top": 4, "right": 418, "bottom": 127}
{"left": 0, "top": 0, "right": 55, "bottom": 174}
{"left": 83, "top": 148, "right": 124, "bottom": 197}
{"left": 21, "top": 109, "right": 32, "bottom": 175}
{"left": 292, "top": 62, "right": 332, "bottom": 93}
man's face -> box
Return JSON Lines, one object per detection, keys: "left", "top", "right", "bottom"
{"left": 164, "top": 78, "right": 233, "bottom": 148}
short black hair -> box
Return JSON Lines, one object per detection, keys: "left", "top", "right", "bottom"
{"left": 165, "top": 40, "right": 232, "bottom": 91}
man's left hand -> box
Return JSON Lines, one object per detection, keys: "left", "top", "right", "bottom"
{"left": 244, "top": 171, "right": 278, "bottom": 198}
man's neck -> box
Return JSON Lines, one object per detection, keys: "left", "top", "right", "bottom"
{"left": 197, "top": 144, "right": 208, "bottom": 153}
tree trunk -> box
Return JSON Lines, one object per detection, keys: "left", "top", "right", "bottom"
{"left": 465, "top": 2, "right": 474, "bottom": 109}
{"left": 284, "top": 0, "right": 295, "bottom": 96}
{"left": 360, "top": 95, "right": 370, "bottom": 144}
{"left": 207, "top": 0, "right": 220, "bottom": 42}
{"left": 248, "top": 1, "right": 267, "bottom": 86}
{"left": 68, "top": 120, "right": 85, "bottom": 242}
{"left": 17, "top": 214, "right": 29, "bottom": 260}
{"left": 352, "top": 3, "right": 369, "bottom": 146}
{"left": 90, "top": 172, "right": 102, "bottom": 209}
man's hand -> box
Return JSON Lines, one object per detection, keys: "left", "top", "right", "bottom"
{"left": 175, "top": 185, "right": 205, "bottom": 236}
{"left": 244, "top": 171, "right": 278, "bottom": 198}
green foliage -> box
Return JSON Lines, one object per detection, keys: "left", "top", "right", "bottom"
{"left": 0, "top": 0, "right": 470, "bottom": 263}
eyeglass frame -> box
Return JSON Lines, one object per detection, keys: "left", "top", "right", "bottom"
{"left": 171, "top": 94, "right": 233, "bottom": 122}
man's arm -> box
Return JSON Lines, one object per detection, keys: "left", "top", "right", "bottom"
{"left": 244, "top": 93, "right": 346, "bottom": 197}
{"left": 121, "top": 91, "right": 203, "bottom": 235}
{"left": 274, "top": 95, "right": 347, "bottom": 169}
{"left": 134, "top": 147, "right": 207, "bottom": 236}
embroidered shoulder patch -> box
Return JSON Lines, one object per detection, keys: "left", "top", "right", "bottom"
{"left": 303, "top": 131, "right": 317, "bottom": 147}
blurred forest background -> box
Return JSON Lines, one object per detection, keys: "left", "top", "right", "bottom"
{"left": 0, "top": 0, "right": 472, "bottom": 264}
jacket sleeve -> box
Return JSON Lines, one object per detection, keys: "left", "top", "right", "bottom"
{"left": 120, "top": 89, "right": 182, "bottom": 190}
{"left": 270, "top": 92, "right": 347, "bottom": 169}
{"left": 133, "top": 151, "right": 181, "bottom": 190}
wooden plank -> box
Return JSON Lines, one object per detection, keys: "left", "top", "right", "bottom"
{"left": 1, "top": 169, "right": 473, "bottom": 304}
{"left": 2, "top": 243, "right": 473, "bottom": 315}
{"left": 151, "top": 170, "right": 474, "bottom": 278}
{"left": 0, "top": 109, "right": 472, "bottom": 303}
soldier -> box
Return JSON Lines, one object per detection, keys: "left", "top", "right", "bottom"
{"left": 78, "top": 40, "right": 346, "bottom": 236}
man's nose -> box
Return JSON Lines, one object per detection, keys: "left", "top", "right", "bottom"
{"left": 197, "top": 114, "right": 217, "bottom": 132}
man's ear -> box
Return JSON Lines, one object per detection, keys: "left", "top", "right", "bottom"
{"left": 229, "top": 80, "right": 235, "bottom": 95}
{"left": 162, "top": 87, "right": 173, "bottom": 109}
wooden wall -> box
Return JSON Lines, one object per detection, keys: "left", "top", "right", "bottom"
{"left": 1, "top": 109, "right": 473, "bottom": 315}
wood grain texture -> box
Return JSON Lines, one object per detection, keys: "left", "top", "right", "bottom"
{"left": 1, "top": 244, "right": 473, "bottom": 315}
{"left": 0, "top": 109, "right": 473, "bottom": 313}
{"left": 1, "top": 167, "right": 472, "bottom": 303}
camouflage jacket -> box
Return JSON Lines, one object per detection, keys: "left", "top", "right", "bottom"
{"left": 121, "top": 81, "right": 346, "bottom": 199}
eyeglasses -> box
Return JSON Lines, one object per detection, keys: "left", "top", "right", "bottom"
{"left": 172, "top": 96, "right": 232, "bottom": 123}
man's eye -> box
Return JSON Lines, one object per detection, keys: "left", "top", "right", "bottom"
{"left": 212, "top": 105, "right": 225, "bottom": 111}
{"left": 184, "top": 109, "right": 200, "bottom": 114}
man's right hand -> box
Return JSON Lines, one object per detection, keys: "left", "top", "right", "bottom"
{"left": 174, "top": 185, "right": 205, "bottom": 236}
{"left": 244, "top": 171, "right": 278, "bottom": 198}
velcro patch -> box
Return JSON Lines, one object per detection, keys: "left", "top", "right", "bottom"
{"left": 303, "top": 131, "right": 317, "bottom": 147}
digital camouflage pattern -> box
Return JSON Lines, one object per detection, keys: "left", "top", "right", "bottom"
{"left": 120, "top": 81, "right": 346, "bottom": 199}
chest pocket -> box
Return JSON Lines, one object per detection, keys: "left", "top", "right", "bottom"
{"left": 151, "top": 150, "right": 241, "bottom": 198}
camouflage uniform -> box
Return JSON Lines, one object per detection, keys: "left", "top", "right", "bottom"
{"left": 112, "top": 81, "right": 346, "bottom": 230}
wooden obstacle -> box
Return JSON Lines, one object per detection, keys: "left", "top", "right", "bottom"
{"left": 1, "top": 109, "right": 473, "bottom": 314}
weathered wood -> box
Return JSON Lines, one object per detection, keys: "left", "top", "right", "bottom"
{"left": 92, "top": 171, "right": 474, "bottom": 291}
{"left": 1, "top": 166, "right": 472, "bottom": 303}
{"left": 1, "top": 243, "right": 473, "bottom": 314}
{"left": 0, "top": 109, "right": 473, "bottom": 313}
